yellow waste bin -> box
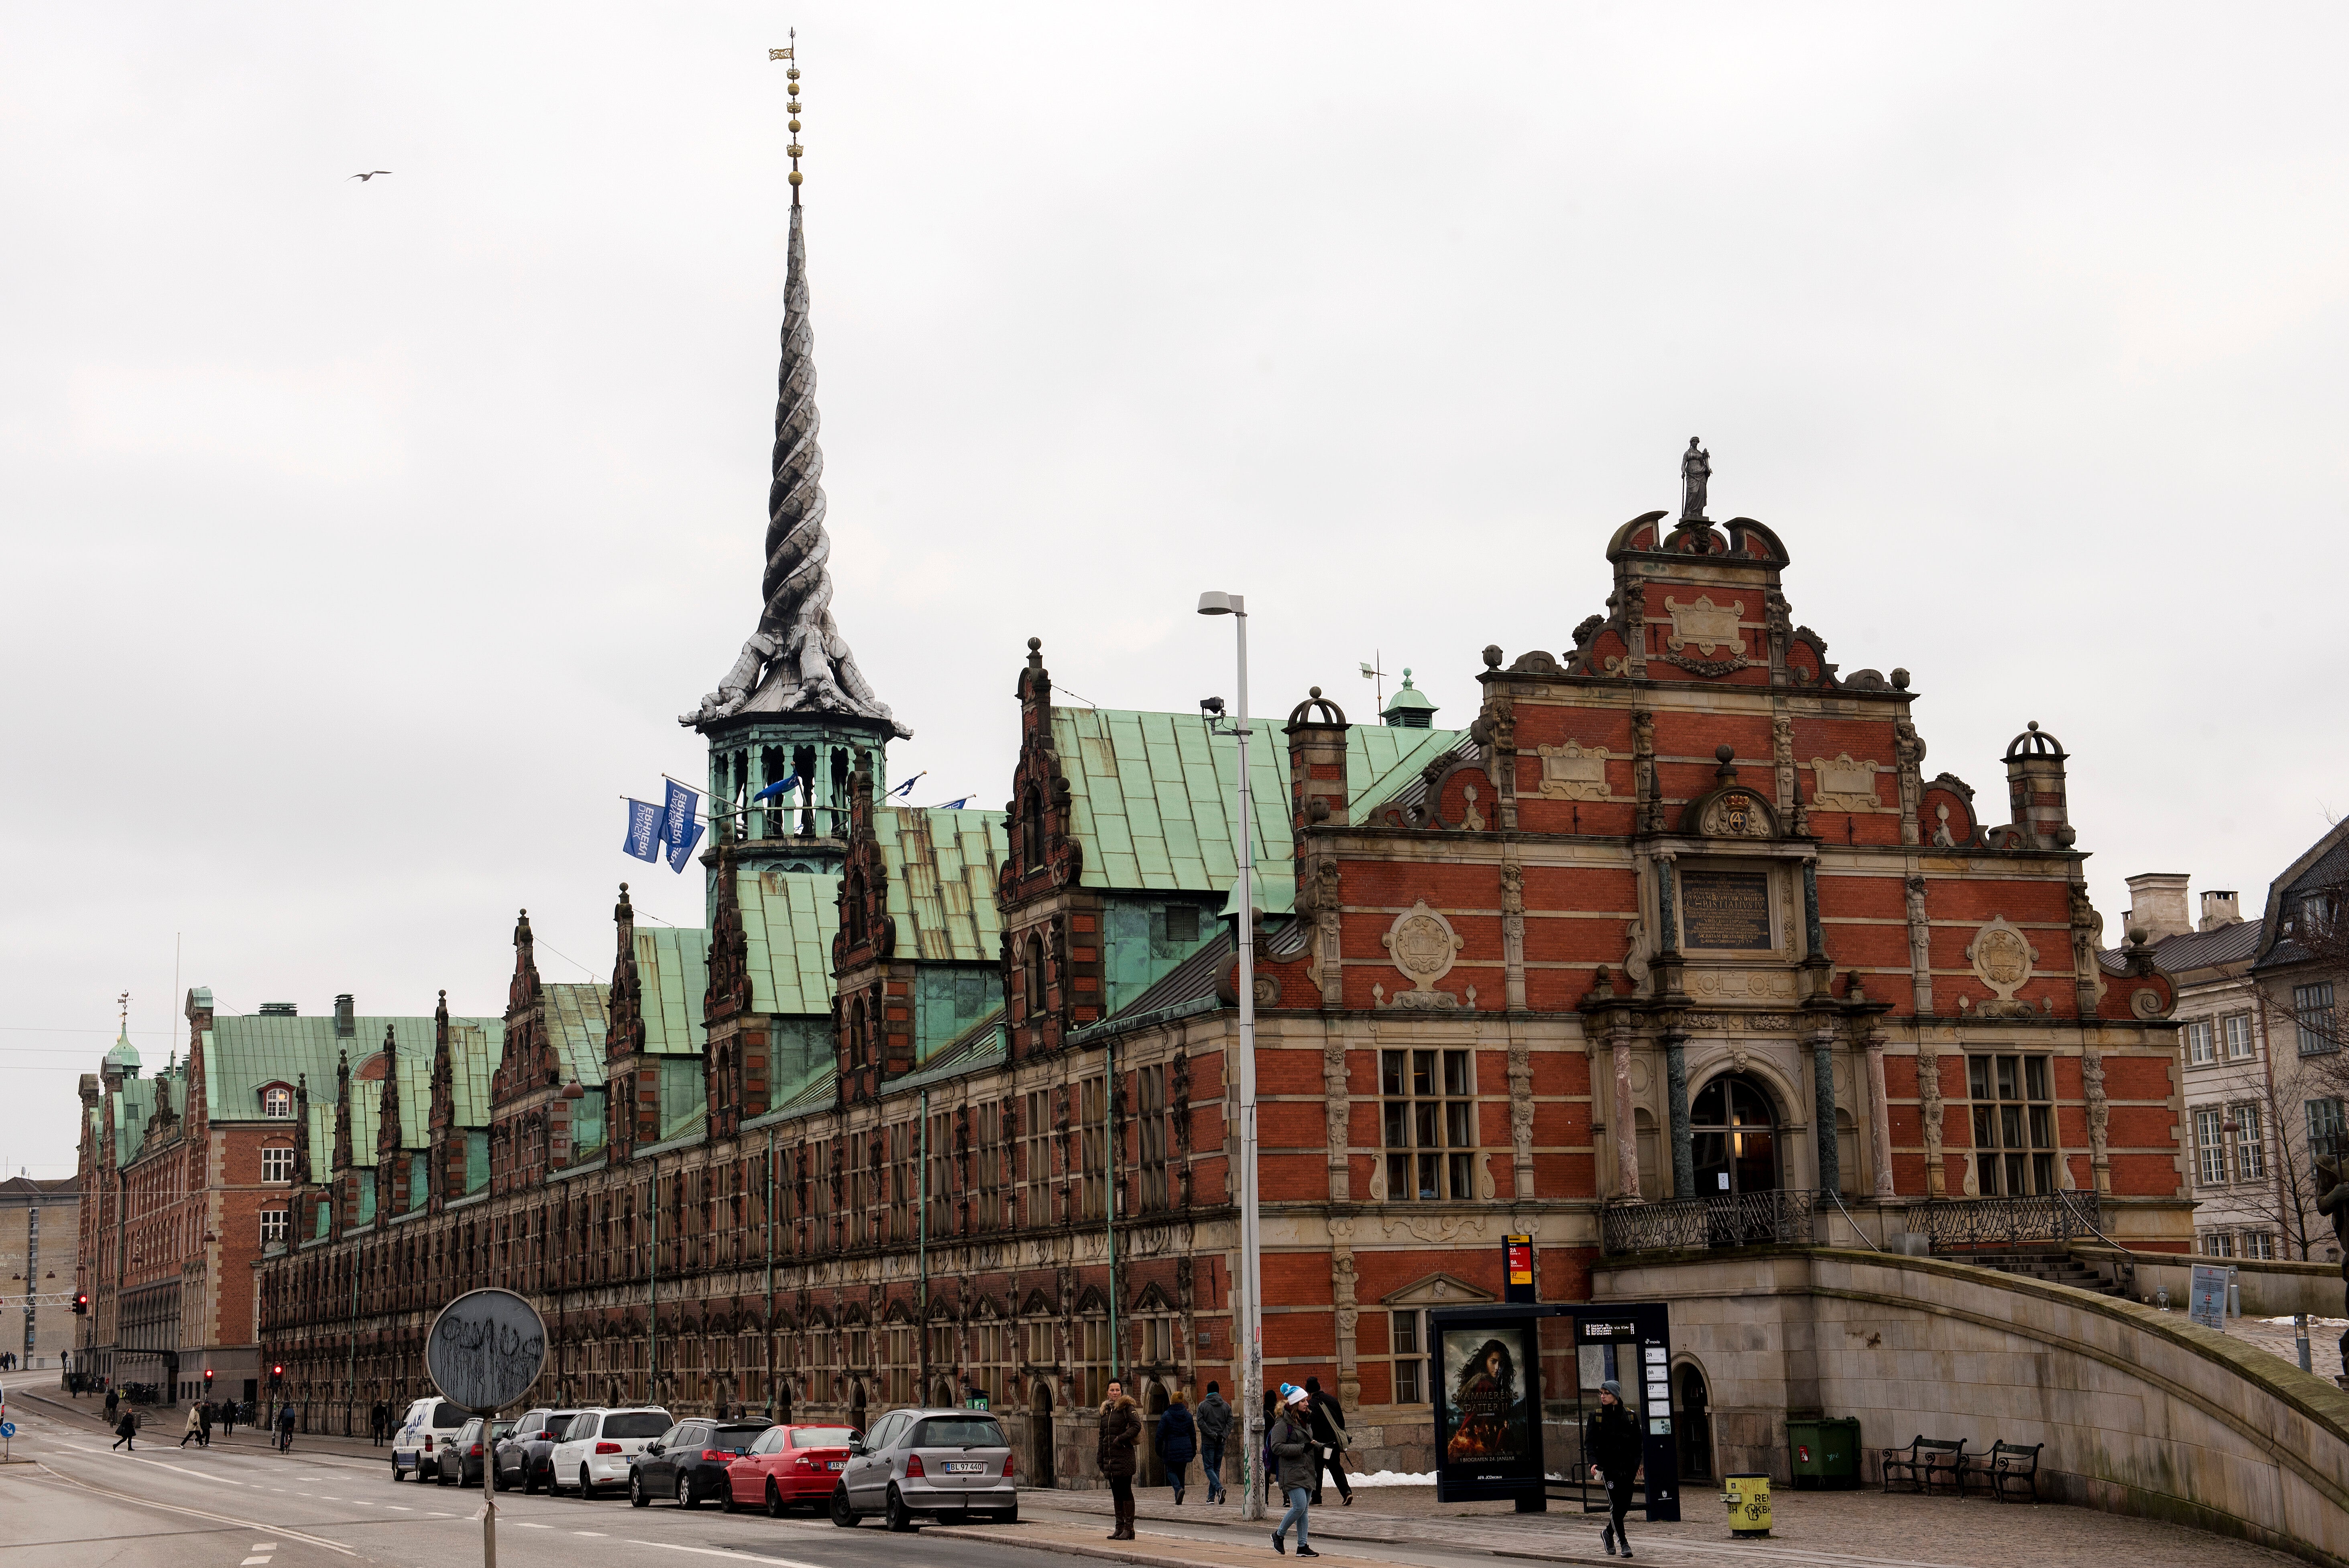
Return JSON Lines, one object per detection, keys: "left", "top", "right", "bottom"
{"left": 1723, "top": 1473, "right": 1773, "bottom": 1538}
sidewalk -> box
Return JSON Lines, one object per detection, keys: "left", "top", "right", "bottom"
{"left": 12, "top": 1386, "right": 397, "bottom": 1462}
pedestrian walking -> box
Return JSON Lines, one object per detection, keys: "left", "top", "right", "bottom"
{"left": 1304, "top": 1377, "right": 1353, "bottom": 1507}
{"left": 1268, "top": 1386, "right": 1319, "bottom": 1557}
{"left": 1586, "top": 1380, "right": 1644, "bottom": 1559}
{"left": 1196, "top": 1381, "right": 1233, "bottom": 1504}
{"left": 104, "top": 1387, "right": 119, "bottom": 1423}
{"left": 276, "top": 1402, "right": 296, "bottom": 1453}
{"left": 370, "top": 1400, "right": 388, "bottom": 1446}
{"left": 180, "top": 1403, "right": 205, "bottom": 1448}
{"left": 1097, "top": 1379, "right": 1142, "bottom": 1540}
{"left": 112, "top": 1411, "right": 138, "bottom": 1452}
{"left": 199, "top": 1400, "right": 214, "bottom": 1447}
{"left": 220, "top": 1401, "right": 236, "bottom": 1439}
{"left": 1157, "top": 1390, "right": 1197, "bottom": 1504}
{"left": 1260, "top": 1389, "right": 1281, "bottom": 1507}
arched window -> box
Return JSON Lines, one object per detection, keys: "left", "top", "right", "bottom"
{"left": 1022, "top": 789, "right": 1044, "bottom": 870}
{"left": 1024, "top": 934, "right": 1046, "bottom": 1019}
{"left": 263, "top": 1086, "right": 292, "bottom": 1119}
{"left": 1689, "top": 1074, "right": 1779, "bottom": 1195}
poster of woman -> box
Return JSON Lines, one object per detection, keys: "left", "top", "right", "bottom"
{"left": 1439, "top": 1326, "right": 1531, "bottom": 1464}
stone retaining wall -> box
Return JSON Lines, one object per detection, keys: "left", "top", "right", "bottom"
{"left": 1594, "top": 1247, "right": 2349, "bottom": 1567}
{"left": 2076, "top": 1245, "right": 2347, "bottom": 1320}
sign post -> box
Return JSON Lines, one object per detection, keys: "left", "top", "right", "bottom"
{"left": 2188, "top": 1263, "right": 2229, "bottom": 1331}
{"left": 426, "top": 1289, "right": 547, "bottom": 1568}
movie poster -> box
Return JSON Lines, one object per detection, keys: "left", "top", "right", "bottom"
{"left": 1437, "top": 1323, "right": 1533, "bottom": 1466}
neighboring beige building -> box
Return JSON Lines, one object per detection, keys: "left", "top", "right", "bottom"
{"left": 0, "top": 1175, "right": 81, "bottom": 1371}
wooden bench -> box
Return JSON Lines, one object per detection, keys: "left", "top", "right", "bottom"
{"left": 1964, "top": 1440, "right": 2044, "bottom": 1503}
{"left": 1880, "top": 1436, "right": 1968, "bottom": 1494}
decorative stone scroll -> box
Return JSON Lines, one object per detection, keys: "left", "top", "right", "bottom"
{"left": 1537, "top": 740, "right": 1612, "bottom": 800}
{"left": 1688, "top": 968, "right": 1798, "bottom": 1002}
{"left": 1381, "top": 901, "right": 1463, "bottom": 992}
{"left": 1808, "top": 755, "right": 1881, "bottom": 812}
{"left": 1662, "top": 595, "right": 1745, "bottom": 656}
{"left": 1966, "top": 916, "right": 2036, "bottom": 999}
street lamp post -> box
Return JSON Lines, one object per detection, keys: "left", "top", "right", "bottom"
{"left": 1196, "top": 590, "right": 1264, "bottom": 1521}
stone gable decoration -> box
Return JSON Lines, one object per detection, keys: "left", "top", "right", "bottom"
{"left": 1662, "top": 595, "right": 1745, "bottom": 656}
{"left": 1808, "top": 754, "right": 1881, "bottom": 812}
{"left": 1698, "top": 789, "right": 1771, "bottom": 838}
{"left": 1377, "top": 901, "right": 1468, "bottom": 1010}
{"left": 1965, "top": 915, "right": 2038, "bottom": 1006}
{"left": 1537, "top": 739, "right": 1612, "bottom": 800}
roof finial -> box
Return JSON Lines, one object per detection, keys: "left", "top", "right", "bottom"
{"left": 772, "top": 30, "right": 802, "bottom": 207}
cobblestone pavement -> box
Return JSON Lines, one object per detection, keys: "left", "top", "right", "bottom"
{"left": 2221, "top": 1313, "right": 2347, "bottom": 1382}
{"left": 1026, "top": 1481, "right": 2309, "bottom": 1568}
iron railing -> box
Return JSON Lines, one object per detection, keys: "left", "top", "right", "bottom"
{"left": 1600, "top": 1188, "right": 1816, "bottom": 1255}
{"left": 1899, "top": 1191, "right": 2102, "bottom": 1252}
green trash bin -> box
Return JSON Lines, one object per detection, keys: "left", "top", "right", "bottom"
{"left": 1787, "top": 1416, "right": 1861, "bottom": 1490}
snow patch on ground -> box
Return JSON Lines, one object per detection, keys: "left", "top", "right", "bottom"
{"left": 2259, "top": 1316, "right": 2349, "bottom": 1326}
{"left": 1345, "top": 1470, "right": 1435, "bottom": 1486}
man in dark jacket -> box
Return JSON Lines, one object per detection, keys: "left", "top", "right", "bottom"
{"left": 1195, "top": 1382, "right": 1233, "bottom": 1503}
{"left": 1269, "top": 1387, "right": 1320, "bottom": 1557}
{"left": 112, "top": 1411, "right": 138, "bottom": 1451}
{"left": 1303, "top": 1377, "right": 1352, "bottom": 1507}
{"left": 1097, "top": 1382, "right": 1142, "bottom": 1540}
{"left": 1586, "top": 1381, "right": 1645, "bottom": 1558}
{"left": 1156, "top": 1391, "right": 1197, "bottom": 1503}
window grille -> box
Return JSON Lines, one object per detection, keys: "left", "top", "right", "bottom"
{"left": 1138, "top": 1065, "right": 1170, "bottom": 1212}
{"left": 2296, "top": 983, "right": 2338, "bottom": 1056}
{"left": 1382, "top": 1049, "right": 1475, "bottom": 1201}
{"left": 261, "top": 1147, "right": 295, "bottom": 1184}
{"left": 2184, "top": 1019, "right": 2214, "bottom": 1066}
{"left": 1968, "top": 1054, "right": 2058, "bottom": 1195}
{"left": 2194, "top": 1108, "right": 2228, "bottom": 1185}
{"left": 2223, "top": 1012, "right": 2255, "bottom": 1060}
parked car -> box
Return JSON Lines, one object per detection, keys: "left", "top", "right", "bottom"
{"left": 830, "top": 1407, "right": 1016, "bottom": 1531}
{"left": 494, "top": 1408, "right": 582, "bottom": 1493}
{"left": 548, "top": 1406, "right": 672, "bottom": 1499}
{"left": 435, "top": 1416, "right": 516, "bottom": 1488}
{"left": 725, "top": 1424, "right": 861, "bottom": 1516}
{"left": 391, "top": 1397, "right": 470, "bottom": 1483}
{"left": 627, "top": 1418, "right": 774, "bottom": 1509}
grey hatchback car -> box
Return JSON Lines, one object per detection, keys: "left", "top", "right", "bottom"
{"left": 830, "top": 1408, "right": 1016, "bottom": 1531}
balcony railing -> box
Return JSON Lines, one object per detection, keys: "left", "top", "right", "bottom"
{"left": 1600, "top": 1188, "right": 1816, "bottom": 1255}
{"left": 1900, "top": 1191, "right": 2102, "bottom": 1251}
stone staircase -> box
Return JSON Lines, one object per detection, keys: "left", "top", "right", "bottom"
{"left": 1966, "top": 1250, "right": 2134, "bottom": 1299}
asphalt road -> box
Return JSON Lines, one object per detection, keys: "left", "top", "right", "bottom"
{"left": 0, "top": 1402, "right": 1094, "bottom": 1568}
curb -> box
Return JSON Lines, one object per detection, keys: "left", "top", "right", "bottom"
{"left": 951, "top": 1524, "right": 1624, "bottom": 1568}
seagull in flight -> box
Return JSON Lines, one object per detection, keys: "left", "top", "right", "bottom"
{"left": 349, "top": 170, "right": 393, "bottom": 181}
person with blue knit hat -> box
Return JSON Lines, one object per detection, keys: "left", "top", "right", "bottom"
{"left": 1587, "top": 1381, "right": 1644, "bottom": 1558}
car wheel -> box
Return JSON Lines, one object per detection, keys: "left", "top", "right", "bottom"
{"left": 829, "top": 1485, "right": 859, "bottom": 1527}
{"left": 679, "top": 1474, "right": 697, "bottom": 1510}
{"left": 391, "top": 1460, "right": 403, "bottom": 1483}
{"left": 766, "top": 1482, "right": 786, "bottom": 1520}
{"left": 992, "top": 1504, "right": 1019, "bottom": 1525}
{"left": 885, "top": 1485, "right": 917, "bottom": 1534}
{"left": 630, "top": 1472, "right": 649, "bottom": 1508}
{"left": 489, "top": 1462, "right": 501, "bottom": 1493}
{"left": 580, "top": 1466, "right": 598, "bottom": 1501}
{"left": 523, "top": 1464, "right": 538, "bottom": 1496}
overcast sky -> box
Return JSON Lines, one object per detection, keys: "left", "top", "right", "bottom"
{"left": 5, "top": 4, "right": 2345, "bottom": 1178}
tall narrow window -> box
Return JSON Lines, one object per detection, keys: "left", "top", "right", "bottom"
{"left": 1967, "top": 1054, "right": 2058, "bottom": 1196}
{"left": 1381, "top": 1049, "right": 1474, "bottom": 1201}
{"left": 1026, "top": 1090, "right": 1054, "bottom": 1227}
{"left": 1138, "top": 1065, "right": 1169, "bottom": 1212}
{"left": 2223, "top": 1013, "right": 2256, "bottom": 1061}
{"left": 2308, "top": 1097, "right": 2347, "bottom": 1165}
{"left": 2295, "top": 983, "right": 2338, "bottom": 1056}
{"left": 1390, "top": 1309, "right": 1425, "bottom": 1404}
{"left": 2194, "top": 1108, "right": 2229, "bottom": 1185}
{"left": 1079, "top": 1077, "right": 1108, "bottom": 1220}
{"left": 888, "top": 1124, "right": 912, "bottom": 1243}
{"left": 2184, "top": 1019, "right": 2215, "bottom": 1066}
{"left": 977, "top": 1102, "right": 1003, "bottom": 1230}
{"left": 1024, "top": 935, "right": 1047, "bottom": 1019}
{"left": 2232, "top": 1104, "right": 2267, "bottom": 1181}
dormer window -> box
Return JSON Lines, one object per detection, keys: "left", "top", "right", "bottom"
{"left": 262, "top": 1086, "right": 292, "bottom": 1119}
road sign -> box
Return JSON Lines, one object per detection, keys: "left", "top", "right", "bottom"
{"left": 1, "top": 1421, "right": 16, "bottom": 1438}
{"left": 425, "top": 1288, "right": 547, "bottom": 1416}
{"left": 2188, "top": 1263, "right": 2229, "bottom": 1330}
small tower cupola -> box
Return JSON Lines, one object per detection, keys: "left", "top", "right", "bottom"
{"left": 1382, "top": 669, "right": 1438, "bottom": 729}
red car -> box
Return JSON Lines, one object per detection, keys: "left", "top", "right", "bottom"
{"left": 726, "top": 1424, "right": 862, "bottom": 1516}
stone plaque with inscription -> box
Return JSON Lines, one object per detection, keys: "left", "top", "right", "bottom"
{"left": 1680, "top": 869, "right": 1772, "bottom": 950}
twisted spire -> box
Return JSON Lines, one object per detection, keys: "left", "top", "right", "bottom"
{"left": 683, "top": 44, "right": 905, "bottom": 736}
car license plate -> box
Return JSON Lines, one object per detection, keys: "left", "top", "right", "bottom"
{"left": 826, "top": 1460, "right": 843, "bottom": 1470}
{"left": 944, "top": 1462, "right": 986, "bottom": 1474}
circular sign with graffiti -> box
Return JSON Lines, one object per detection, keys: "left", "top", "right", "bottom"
{"left": 425, "top": 1287, "right": 546, "bottom": 1415}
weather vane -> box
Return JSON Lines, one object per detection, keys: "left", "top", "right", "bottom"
{"left": 117, "top": 990, "right": 129, "bottom": 1031}
{"left": 771, "top": 29, "right": 803, "bottom": 205}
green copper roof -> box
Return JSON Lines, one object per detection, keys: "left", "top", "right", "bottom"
{"left": 739, "top": 868, "right": 840, "bottom": 1017}
{"left": 200, "top": 1011, "right": 491, "bottom": 1125}
{"left": 876, "top": 807, "right": 1007, "bottom": 963}
{"left": 447, "top": 1021, "right": 501, "bottom": 1129}
{"left": 104, "top": 1029, "right": 140, "bottom": 1071}
{"left": 351, "top": 1078, "right": 383, "bottom": 1160}
{"left": 1048, "top": 707, "right": 1467, "bottom": 909}
{"left": 1380, "top": 669, "right": 1438, "bottom": 724}
{"left": 634, "top": 926, "right": 711, "bottom": 1056}
{"left": 545, "top": 983, "right": 610, "bottom": 1089}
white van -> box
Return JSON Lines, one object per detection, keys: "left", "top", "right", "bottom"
{"left": 391, "top": 1395, "right": 470, "bottom": 1482}
{"left": 548, "top": 1407, "right": 671, "bottom": 1499}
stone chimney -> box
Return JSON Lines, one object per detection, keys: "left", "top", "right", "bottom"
{"left": 334, "top": 994, "right": 355, "bottom": 1038}
{"left": 2124, "top": 872, "right": 2193, "bottom": 944}
{"left": 2002, "top": 722, "right": 2074, "bottom": 848}
{"left": 2200, "top": 890, "right": 2243, "bottom": 932}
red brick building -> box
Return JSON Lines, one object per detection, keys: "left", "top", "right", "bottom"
{"left": 248, "top": 174, "right": 2190, "bottom": 1478}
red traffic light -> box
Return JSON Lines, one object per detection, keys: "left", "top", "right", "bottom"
{"left": 203, "top": 1369, "right": 215, "bottom": 1383}
{"left": 271, "top": 1364, "right": 284, "bottom": 1378}
{"left": 71, "top": 1293, "right": 89, "bottom": 1314}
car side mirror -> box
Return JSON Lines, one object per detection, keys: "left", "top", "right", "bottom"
{"left": 849, "top": 1438, "right": 866, "bottom": 1455}
{"left": 646, "top": 1442, "right": 664, "bottom": 1456}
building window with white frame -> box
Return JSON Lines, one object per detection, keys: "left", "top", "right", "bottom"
{"left": 1388, "top": 1308, "right": 1427, "bottom": 1404}
{"left": 2194, "top": 1108, "right": 2229, "bottom": 1185}
{"left": 2308, "top": 1097, "right": 2346, "bottom": 1163}
{"left": 2222, "top": 1012, "right": 2255, "bottom": 1060}
{"left": 2184, "top": 1019, "right": 2215, "bottom": 1066}
{"left": 261, "top": 1146, "right": 295, "bottom": 1184}
{"left": 2231, "top": 1104, "right": 2267, "bottom": 1181}
{"left": 263, "top": 1086, "right": 292, "bottom": 1118}
{"left": 2242, "top": 1230, "right": 2276, "bottom": 1260}
{"left": 2296, "top": 982, "right": 2338, "bottom": 1056}
{"left": 259, "top": 1208, "right": 289, "bottom": 1246}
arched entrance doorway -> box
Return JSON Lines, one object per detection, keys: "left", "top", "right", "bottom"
{"left": 1691, "top": 1074, "right": 1779, "bottom": 1195}
{"left": 1676, "top": 1364, "right": 1712, "bottom": 1481}
{"left": 1030, "top": 1379, "right": 1056, "bottom": 1488}
{"left": 849, "top": 1379, "right": 867, "bottom": 1433}
{"left": 1141, "top": 1381, "right": 1169, "bottom": 1486}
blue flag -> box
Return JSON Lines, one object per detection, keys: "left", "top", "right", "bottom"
{"left": 753, "top": 773, "right": 800, "bottom": 803}
{"left": 662, "top": 779, "right": 703, "bottom": 874}
{"left": 622, "top": 799, "right": 663, "bottom": 862}
{"left": 666, "top": 818, "right": 705, "bottom": 873}
{"left": 888, "top": 770, "right": 925, "bottom": 799}
{"left": 938, "top": 797, "right": 970, "bottom": 809}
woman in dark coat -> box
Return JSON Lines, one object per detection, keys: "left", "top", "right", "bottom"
{"left": 1097, "top": 1381, "right": 1143, "bottom": 1540}
{"left": 1156, "top": 1391, "right": 1197, "bottom": 1503}
{"left": 1586, "top": 1381, "right": 1645, "bottom": 1558}
{"left": 1303, "top": 1376, "right": 1352, "bottom": 1506}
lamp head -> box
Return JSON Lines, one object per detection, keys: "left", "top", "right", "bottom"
{"left": 1196, "top": 591, "right": 1244, "bottom": 616}
{"left": 1199, "top": 696, "right": 1226, "bottom": 717}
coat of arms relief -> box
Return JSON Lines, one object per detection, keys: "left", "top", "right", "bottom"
{"left": 1375, "top": 900, "right": 1472, "bottom": 1011}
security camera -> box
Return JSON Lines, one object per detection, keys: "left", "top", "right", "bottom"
{"left": 1199, "top": 696, "right": 1226, "bottom": 716}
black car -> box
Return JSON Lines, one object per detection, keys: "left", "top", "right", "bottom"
{"left": 628, "top": 1419, "right": 776, "bottom": 1509}
{"left": 436, "top": 1417, "right": 516, "bottom": 1488}
{"left": 495, "top": 1409, "right": 581, "bottom": 1494}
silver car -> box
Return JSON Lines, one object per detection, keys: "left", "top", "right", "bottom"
{"left": 830, "top": 1407, "right": 1017, "bottom": 1531}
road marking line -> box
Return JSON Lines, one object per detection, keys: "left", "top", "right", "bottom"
{"left": 574, "top": 1531, "right": 607, "bottom": 1536}
{"left": 385, "top": 1505, "right": 411, "bottom": 1511}
{"left": 253, "top": 1546, "right": 278, "bottom": 1552}
{"left": 242, "top": 1557, "right": 274, "bottom": 1564}
{"left": 515, "top": 1523, "right": 551, "bottom": 1529}
{"left": 622, "top": 1539, "right": 835, "bottom": 1568}
{"left": 426, "top": 1511, "right": 453, "bottom": 1517}
{"left": 27, "top": 1461, "right": 357, "bottom": 1556}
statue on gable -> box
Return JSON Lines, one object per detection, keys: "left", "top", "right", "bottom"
{"left": 1680, "top": 437, "right": 1711, "bottom": 522}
